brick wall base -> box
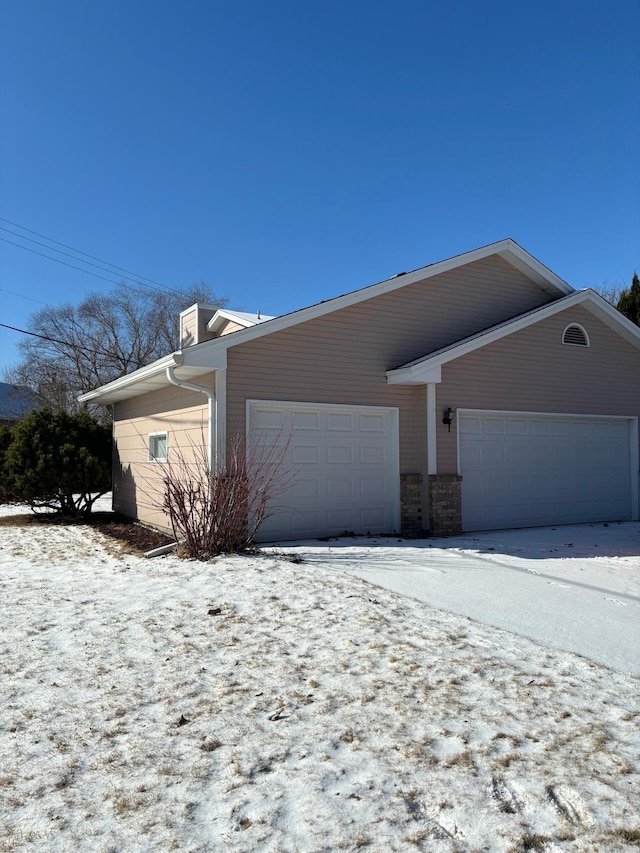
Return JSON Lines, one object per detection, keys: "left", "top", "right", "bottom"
{"left": 400, "top": 473, "right": 423, "bottom": 536}
{"left": 428, "top": 474, "right": 462, "bottom": 536}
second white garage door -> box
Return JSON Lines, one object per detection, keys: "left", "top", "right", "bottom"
{"left": 247, "top": 401, "right": 400, "bottom": 541}
{"left": 459, "top": 410, "right": 636, "bottom": 531}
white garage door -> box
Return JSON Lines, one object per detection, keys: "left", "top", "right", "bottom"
{"left": 247, "top": 401, "right": 400, "bottom": 542}
{"left": 459, "top": 411, "right": 636, "bottom": 531}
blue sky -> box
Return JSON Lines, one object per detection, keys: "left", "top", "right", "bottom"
{"left": 1, "top": 0, "right": 638, "bottom": 371}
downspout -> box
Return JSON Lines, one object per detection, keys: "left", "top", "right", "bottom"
{"left": 166, "top": 358, "right": 216, "bottom": 473}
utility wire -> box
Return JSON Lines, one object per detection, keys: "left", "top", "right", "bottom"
{"left": 0, "top": 321, "right": 131, "bottom": 362}
{"left": 0, "top": 287, "right": 55, "bottom": 307}
{"left": 0, "top": 216, "right": 184, "bottom": 295}
{"left": 1, "top": 226, "right": 179, "bottom": 295}
{"left": 0, "top": 236, "right": 129, "bottom": 287}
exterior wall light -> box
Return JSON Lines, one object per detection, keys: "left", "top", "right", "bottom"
{"left": 442, "top": 407, "right": 454, "bottom": 432}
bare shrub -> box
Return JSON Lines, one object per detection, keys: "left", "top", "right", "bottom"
{"left": 160, "top": 430, "right": 295, "bottom": 558}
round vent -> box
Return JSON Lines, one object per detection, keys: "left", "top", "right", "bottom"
{"left": 562, "top": 324, "right": 589, "bottom": 347}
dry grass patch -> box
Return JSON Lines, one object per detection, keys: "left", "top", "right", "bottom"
{"left": 0, "top": 508, "right": 173, "bottom": 556}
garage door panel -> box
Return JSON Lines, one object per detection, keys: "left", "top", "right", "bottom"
{"left": 293, "top": 411, "right": 320, "bottom": 430}
{"left": 251, "top": 407, "right": 287, "bottom": 429}
{"left": 460, "top": 412, "right": 633, "bottom": 530}
{"left": 360, "top": 476, "right": 387, "bottom": 498}
{"left": 360, "top": 445, "right": 385, "bottom": 464}
{"left": 530, "top": 420, "right": 549, "bottom": 436}
{"left": 362, "top": 508, "right": 387, "bottom": 527}
{"left": 327, "top": 477, "right": 354, "bottom": 497}
{"left": 327, "top": 508, "right": 355, "bottom": 528}
{"left": 292, "top": 444, "right": 319, "bottom": 465}
{"left": 360, "top": 413, "right": 387, "bottom": 432}
{"left": 506, "top": 445, "right": 528, "bottom": 465}
{"left": 460, "top": 417, "right": 482, "bottom": 435}
{"left": 327, "top": 445, "right": 352, "bottom": 464}
{"left": 484, "top": 418, "right": 506, "bottom": 435}
{"left": 248, "top": 401, "right": 399, "bottom": 541}
{"left": 327, "top": 412, "right": 353, "bottom": 431}
{"left": 291, "top": 478, "right": 319, "bottom": 498}
{"left": 482, "top": 445, "right": 507, "bottom": 465}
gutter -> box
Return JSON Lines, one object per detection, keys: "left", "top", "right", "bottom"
{"left": 166, "top": 355, "right": 216, "bottom": 471}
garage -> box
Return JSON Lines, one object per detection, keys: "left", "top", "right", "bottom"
{"left": 247, "top": 400, "right": 400, "bottom": 541}
{"left": 459, "top": 410, "right": 637, "bottom": 531}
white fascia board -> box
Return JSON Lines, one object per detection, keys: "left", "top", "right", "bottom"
{"left": 192, "top": 239, "right": 571, "bottom": 358}
{"left": 497, "top": 243, "right": 572, "bottom": 295}
{"left": 578, "top": 289, "right": 640, "bottom": 346}
{"left": 78, "top": 348, "right": 228, "bottom": 404}
{"left": 387, "top": 290, "right": 640, "bottom": 384}
{"left": 387, "top": 364, "right": 442, "bottom": 385}
{"left": 78, "top": 353, "right": 181, "bottom": 403}
{"left": 207, "top": 308, "right": 257, "bottom": 332}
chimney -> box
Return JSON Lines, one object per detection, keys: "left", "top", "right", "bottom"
{"left": 178, "top": 303, "right": 218, "bottom": 348}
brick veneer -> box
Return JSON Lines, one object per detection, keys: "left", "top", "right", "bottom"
{"left": 428, "top": 474, "right": 462, "bottom": 536}
{"left": 400, "top": 473, "right": 423, "bottom": 536}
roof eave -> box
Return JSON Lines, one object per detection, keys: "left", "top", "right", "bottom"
{"left": 387, "top": 290, "right": 640, "bottom": 384}
{"left": 188, "top": 238, "right": 573, "bottom": 359}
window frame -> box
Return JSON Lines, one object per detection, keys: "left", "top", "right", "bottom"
{"left": 148, "top": 431, "right": 168, "bottom": 463}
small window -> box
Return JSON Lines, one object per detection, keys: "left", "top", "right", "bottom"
{"left": 149, "top": 431, "right": 168, "bottom": 462}
{"left": 562, "top": 323, "right": 589, "bottom": 347}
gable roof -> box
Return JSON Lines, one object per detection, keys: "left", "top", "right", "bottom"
{"left": 387, "top": 289, "right": 640, "bottom": 384}
{"left": 207, "top": 308, "right": 275, "bottom": 335}
{"left": 79, "top": 239, "right": 574, "bottom": 404}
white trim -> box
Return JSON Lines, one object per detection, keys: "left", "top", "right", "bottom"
{"left": 207, "top": 308, "right": 275, "bottom": 333}
{"left": 81, "top": 239, "right": 576, "bottom": 404}
{"left": 562, "top": 322, "right": 590, "bottom": 347}
{"left": 77, "top": 349, "right": 228, "bottom": 404}
{"left": 78, "top": 353, "right": 180, "bottom": 402}
{"left": 215, "top": 369, "right": 227, "bottom": 470}
{"left": 387, "top": 289, "right": 640, "bottom": 385}
{"left": 426, "top": 384, "right": 437, "bottom": 475}
{"left": 148, "top": 431, "right": 168, "bottom": 463}
{"left": 456, "top": 407, "right": 637, "bottom": 421}
{"left": 165, "top": 366, "right": 215, "bottom": 473}
{"left": 189, "top": 239, "right": 572, "bottom": 360}
{"left": 456, "top": 409, "right": 639, "bottom": 521}
{"left": 246, "top": 399, "right": 401, "bottom": 534}
{"left": 631, "top": 418, "right": 640, "bottom": 520}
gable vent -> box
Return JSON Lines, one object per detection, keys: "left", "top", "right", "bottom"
{"left": 562, "top": 323, "right": 589, "bottom": 347}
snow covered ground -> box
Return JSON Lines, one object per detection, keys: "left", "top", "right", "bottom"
{"left": 1, "top": 505, "right": 639, "bottom": 852}
{"left": 264, "top": 522, "right": 640, "bottom": 677}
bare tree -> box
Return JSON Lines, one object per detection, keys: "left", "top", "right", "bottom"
{"left": 5, "top": 281, "right": 226, "bottom": 419}
{"left": 155, "top": 430, "right": 297, "bottom": 557}
{"left": 589, "top": 281, "right": 625, "bottom": 306}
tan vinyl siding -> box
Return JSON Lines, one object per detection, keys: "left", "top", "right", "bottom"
{"left": 179, "top": 306, "right": 198, "bottom": 348}
{"left": 436, "top": 304, "right": 640, "bottom": 471}
{"left": 180, "top": 305, "right": 217, "bottom": 346}
{"left": 113, "top": 381, "right": 211, "bottom": 530}
{"left": 218, "top": 320, "right": 244, "bottom": 336}
{"left": 226, "top": 255, "right": 555, "bottom": 474}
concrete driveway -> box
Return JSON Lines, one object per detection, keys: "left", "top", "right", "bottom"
{"left": 268, "top": 521, "right": 640, "bottom": 676}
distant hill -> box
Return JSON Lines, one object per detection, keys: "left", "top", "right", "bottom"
{"left": 0, "top": 382, "right": 46, "bottom": 426}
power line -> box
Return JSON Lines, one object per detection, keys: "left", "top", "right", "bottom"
{"left": 0, "top": 321, "right": 128, "bottom": 362}
{"left": 0, "top": 216, "right": 185, "bottom": 295}
{"left": 0, "top": 226, "right": 180, "bottom": 295}
{"left": 0, "top": 236, "right": 129, "bottom": 288}
{"left": 0, "top": 287, "right": 55, "bottom": 307}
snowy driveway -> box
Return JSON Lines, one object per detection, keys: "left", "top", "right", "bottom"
{"left": 266, "top": 522, "right": 640, "bottom": 676}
